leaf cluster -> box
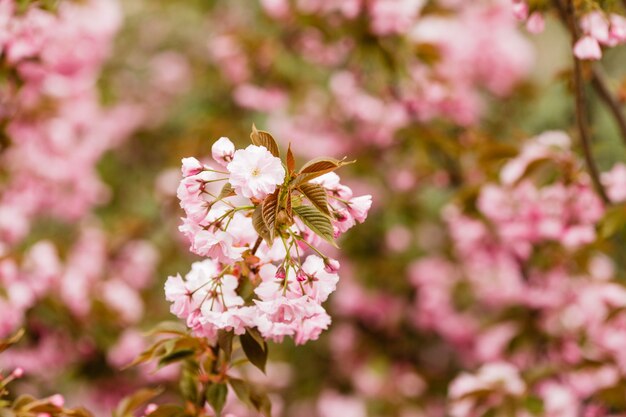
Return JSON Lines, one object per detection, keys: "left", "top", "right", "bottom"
{"left": 249, "top": 125, "right": 354, "bottom": 248}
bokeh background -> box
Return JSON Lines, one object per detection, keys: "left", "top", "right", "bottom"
{"left": 4, "top": 0, "right": 626, "bottom": 416}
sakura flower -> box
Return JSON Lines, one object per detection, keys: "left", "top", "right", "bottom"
{"left": 227, "top": 145, "right": 285, "bottom": 199}
{"left": 191, "top": 230, "right": 246, "bottom": 262}
{"left": 300, "top": 255, "right": 339, "bottom": 303}
{"left": 347, "top": 195, "right": 372, "bottom": 223}
{"left": 574, "top": 36, "right": 602, "bottom": 60}
{"left": 211, "top": 136, "right": 235, "bottom": 166}
{"left": 254, "top": 296, "right": 332, "bottom": 345}
{"left": 602, "top": 163, "right": 626, "bottom": 203}
{"left": 526, "top": 12, "right": 545, "bottom": 34}
{"left": 181, "top": 157, "right": 203, "bottom": 177}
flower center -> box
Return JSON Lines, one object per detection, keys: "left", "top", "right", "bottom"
{"left": 251, "top": 168, "right": 261, "bottom": 177}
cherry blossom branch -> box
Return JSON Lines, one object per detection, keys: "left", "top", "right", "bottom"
{"left": 591, "top": 66, "right": 626, "bottom": 147}
{"left": 553, "top": 0, "right": 610, "bottom": 204}
{"left": 551, "top": 0, "right": 626, "bottom": 148}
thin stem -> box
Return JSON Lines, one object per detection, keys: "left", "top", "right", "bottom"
{"left": 554, "top": 0, "right": 610, "bottom": 204}
{"left": 591, "top": 66, "right": 626, "bottom": 147}
{"left": 250, "top": 237, "right": 263, "bottom": 255}
{"left": 205, "top": 168, "right": 229, "bottom": 175}
{"left": 292, "top": 231, "right": 327, "bottom": 259}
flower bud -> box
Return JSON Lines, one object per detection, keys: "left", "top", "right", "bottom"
{"left": 181, "top": 157, "right": 204, "bottom": 177}
{"left": 49, "top": 394, "right": 65, "bottom": 408}
{"left": 212, "top": 137, "right": 235, "bottom": 166}
{"left": 296, "top": 269, "right": 307, "bottom": 282}
{"left": 11, "top": 367, "right": 24, "bottom": 378}
{"left": 324, "top": 258, "right": 340, "bottom": 273}
{"left": 275, "top": 265, "right": 287, "bottom": 279}
{"left": 145, "top": 404, "right": 158, "bottom": 415}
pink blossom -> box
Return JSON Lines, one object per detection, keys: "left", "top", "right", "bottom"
{"left": 581, "top": 12, "right": 610, "bottom": 44}
{"left": 602, "top": 163, "right": 626, "bottom": 203}
{"left": 369, "top": 0, "right": 425, "bottom": 36}
{"left": 211, "top": 137, "right": 235, "bottom": 167}
{"left": 164, "top": 274, "right": 193, "bottom": 318}
{"left": 181, "top": 157, "right": 204, "bottom": 177}
{"left": 227, "top": 145, "right": 285, "bottom": 199}
{"left": 347, "top": 195, "right": 372, "bottom": 223}
{"left": 574, "top": 36, "right": 602, "bottom": 60}
{"left": 526, "top": 12, "right": 545, "bottom": 34}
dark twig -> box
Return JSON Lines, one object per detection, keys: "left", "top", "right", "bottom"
{"left": 552, "top": 0, "right": 610, "bottom": 204}
{"left": 251, "top": 236, "right": 263, "bottom": 255}
{"left": 591, "top": 67, "right": 626, "bottom": 147}
{"left": 553, "top": 0, "right": 626, "bottom": 147}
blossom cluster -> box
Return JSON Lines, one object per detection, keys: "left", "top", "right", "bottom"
{"left": 207, "top": 0, "right": 533, "bottom": 158}
{"left": 513, "top": 0, "right": 626, "bottom": 60}
{"left": 0, "top": 0, "right": 135, "bottom": 254}
{"left": 166, "top": 130, "right": 371, "bottom": 345}
{"left": 0, "top": 0, "right": 185, "bottom": 412}
{"left": 406, "top": 132, "right": 626, "bottom": 416}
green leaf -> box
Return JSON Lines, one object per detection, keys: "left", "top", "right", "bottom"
{"left": 64, "top": 407, "right": 94, "bottom": 417}
{"left": 228, "top": 378, "right": 251, "bottom": 407}
{"left": 113, "top": 388, "right": 164, "bottom": 417}
{"left": 217, "top": 330, "right": 234, "bottom": 362}
{"left": 146, "top": 321, "right": 188, "bottom": 337}
{"left": 240, "top": 330, "right": 267, "bottom": 373}
{"left": 599, "top": 205, "right": 626, "bottom": 238}
{"left": 228, "top": 378, "right": 271, "bottom": 417}
{"left": 253, "top": 206, "right": 273, "bottom": 245}
{"left": 12, "top": 395, "right": 36, "bottom": 410}
{"left": 158, "top": 349, "right": 195, "bottom": 368}
{"left": 123, "top": 338, "right": 171, "bottom": 369}
{"left": 0, "top": 328, "right": 24, "bottom": 354}
{"left": 216, "top": 183, "right": 236, "bottom": 201}
{"left": 297, "top": 183, "right": 330, "bottom": 216}
{"left": 262, "top": 190, "right": 280, "bottom": 240}
{"left": 250, "top": 390, "right": 272, "bottom": 417}
{"left": 297, "top": 157, "right": 354, "bottom": 182}
{"left": 524, "top": 395, "right": 544, "bottom": 415}
{"left": 205, "top": 383, "right": 228, "bottom": 416}
{"left": 292, "top": 205, "right": 336, "bottom": 247}
{"left": 179, "top": 363, "right": 199, "bottom": 404}
{"left": 250, "top": 124, "right": 280, "bottom": 158}
{"left": 146, "top": 405, "right": 186, "bottom": 417}
{"left": 25, "top": 404, "right": 62, "bottom": 414}
{"left": 246, "top": 327, "right": 265, "bottom": 347}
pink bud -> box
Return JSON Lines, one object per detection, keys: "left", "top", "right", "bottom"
{"left": 11, "top": 368, "right": 24, "bottom": 378}
{"left": 526, "top": 12, "right": 545, "bottom": 34}
{"left": 211, "top": 137, "right": 235, "bottom": 167}
{"left": 145, "top": 404, "right": 158, "bottom": 415}
{"left": 324, "top": 258, "right": 340, "bottom": 273}
{"left": 275, "top": 266, "right": 286, "bottom": 279}
{"left": 49, "top": 394, "right": 65, "bottom": 408}
{"left": 512, "top": 2, "right": 528, "bottom": 20}
{"left": 296, "top": 269, "right": 307, "bottom": 282}
{"left": 574, "top": 36, "right": 602, "bottom": 60}
{"left": 335, "top": 211, "right": 348, "bottom": 222}
{"left": 181, "top": 157, "right": 204, "bottom": 177}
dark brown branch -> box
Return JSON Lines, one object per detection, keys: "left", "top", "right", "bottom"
{"left": 591, "top": 67, "right": 626, "bottom": 147}
{"left": 552, "top": 0, "right": 610, "bottom": 204}
{"left": 251, "top": 236, "right": 262, "bottom": 255}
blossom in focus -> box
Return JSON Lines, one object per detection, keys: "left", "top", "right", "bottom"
{"left": 227, "top": 145, "right": 285, "bottom": 199}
